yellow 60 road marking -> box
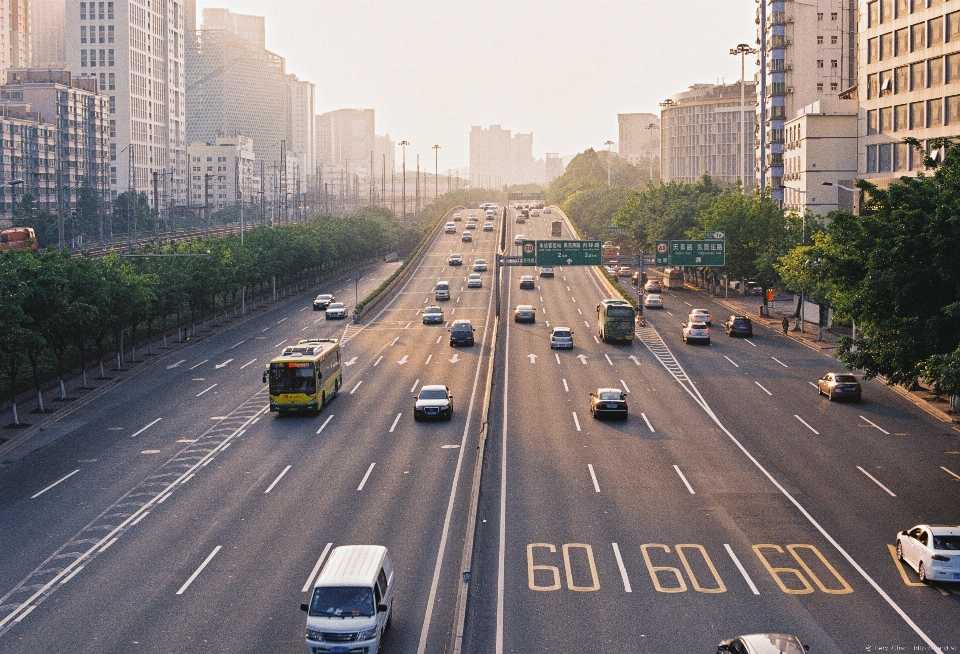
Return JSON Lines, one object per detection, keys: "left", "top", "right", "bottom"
{"left": 753, "top": 544, "right": 853, "bottom": 594}
{"left": 527, "top": 543, "right": 599, "bottom": 592}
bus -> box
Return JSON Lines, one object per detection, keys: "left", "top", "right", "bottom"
{"left": 0, "top": 227, "right": 37, "bottom": 251}
{"left": 263, "top": 338, "right": 342, "bottom": 413}
{"left": 664, "top": 267, "right": 684, "bottom": 289}
{"left": 597, "top": 298, "right": 636, "bottom": 343}
{"left": 601, "top": 241, "right": 620, "bottom": 265}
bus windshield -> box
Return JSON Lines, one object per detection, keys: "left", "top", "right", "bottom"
{"left": 269, "top": 362, "right": 317, "bottom": 394}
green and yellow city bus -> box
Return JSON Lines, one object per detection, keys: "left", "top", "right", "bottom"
{"left": 597, "top": 298, "right": 636, "bottom": 344}
{"left": 263, "top": 338, "right": 342, "bottom": 413}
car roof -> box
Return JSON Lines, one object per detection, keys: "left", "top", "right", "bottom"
{"left": 596, "top": 387, "right": 623, "bottom": 393}
{"left": 452, "top": 319, "right": 472, "bottom": 325}
{"left": 520, "top": 275, "right": 534, "bottom": 280}
{"left": 424, "top": 305, "right": 442, "bottom": 311}
{"left": 915, "top": 524, "right": 960, "bottom": 535}
{"left": 420, "top": 384, "right": 448, "bottom": 392}
{"left": 552, "top": 326, "right": 570, "bottom": 331}
{"left": 316, "top": 293, "right": 331, "bottom": 298}
{"left": 735, "top": 633, "right": 807, "bottom": 654}
{"left": 516, "top": 304, "right": 534, "bottom": 310}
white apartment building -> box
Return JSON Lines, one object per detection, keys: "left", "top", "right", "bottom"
{"left": 469, "top": 124, "right": 537, "bottom": 188}
{"left": 859, "top": 0, "right": 960, "bottom": 186}
{"left": 1, "top": 0, "right": 30, "bottom": 77}
{"left": 187, "top": 134, "right": 257, "bottom": 211}
{"left": 316, "top": 108, "right": 375, "bottom": 177}
{"left": 757, "top": 0, "right": 857, "bottom": 199}
{"left": 65, "top": 0, "right": 188, "bottom": 208}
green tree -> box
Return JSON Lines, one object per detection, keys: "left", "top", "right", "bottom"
{"left": 613, "top": 176, "right": 724, "bottom": 252}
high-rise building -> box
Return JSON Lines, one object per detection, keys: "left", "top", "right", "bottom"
{"left": 31, "top": 0, "right": 66, "bottom": 66}
{"left": 469, "top": 125, "right": 537, "bottom": 188}
{"left": 187, "top": 135, "right": 257, "bottom": 211}
{"left": 618, "top": 113, "right": 660, "bottom": 166}
{"left": 197, "top": 7, "right": 264, "bottom": 48}
{"left": 65, "top": 0, "right": 188, "bottom": 209}
{"left": 287, "top": 73, "right": 315, "bottom": 176}
{"left": 316, "top": 109, "right": 375, "bottom": 175}
{"left": 660, "top": 83, "right": 757, "bottom": 187}
{"left": 857, "top": 0, "right": 960, "bottom": 189}
{"left": 757, "top": 0, "right": 857, "bottom": 199}
{"left": 1, "top": 0, "right": 30, "bottom": 77}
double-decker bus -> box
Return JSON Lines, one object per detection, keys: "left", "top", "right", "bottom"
{"left": 263, "top": 338, "right": 342, "bottom": 413}
{"left": 0, "top": 227, "right": 37, "bottom": 251}
{"left": 597, "top": 298, "right": 635, "bottom": 344}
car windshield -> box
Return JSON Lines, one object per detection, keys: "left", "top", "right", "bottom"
{"left": 598, "top": 391, "right": 622, "bottom": 401}
{"left": 419, "top": 389, "right": 448, "bottom": 400}
{"left": 316, "top": 295, "right": 331, "bottom": 301}
{"left": 553, "top": 330, "right": 570, "bottom": 338}
{"left": 425, "top": 309, "right": 441, "bottom": 315}
{"left": 834, "top": 375, "right": 858, "bottom": 383}
{"left": 934, "top": 535, "right": 960, "bottom": 550}
{"left": 308, "top": 586, "right": 375, "bottom": 618}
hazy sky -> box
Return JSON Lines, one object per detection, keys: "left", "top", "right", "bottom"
{"left": 195, "top": 0, "right": 757, "bottom": 170}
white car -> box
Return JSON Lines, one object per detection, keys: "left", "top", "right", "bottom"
{"left": 514, "top": 234, "right": 525, "bottom": 245}
{"left": 896, "top": 524, "right": 960, "bottom": 583}
{"left": 689, "top": 308, "right": 712, "bottom": 325}
{"left": 643, "top": 293, "right": 663, "bottom": 309}
{"left": 461, "top": 232, "right": 473, "bottom": 242}
{"left": 467, "top": 273, "right": 482, "bottom": 288}
{"left": 550, "top": 326, "right": 573, "bottom": 349}
{"left": 444, "top": 222, "right": 456, "bottom": 233}
{"left": 682, "top": 320, "right": 710, "bottom": 344}
{"left": 483, "top": 221, "right": 494, "bottom": 231}
{"left": 325, "top": 302, "right": 346, "bottom": 319}
{"left": 473, "top": 259, "right": 487, "bottom": 271}
{"left": 453, "top": 212, "right": 462, "bottom": 221}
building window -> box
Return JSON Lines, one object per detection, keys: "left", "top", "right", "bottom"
{"left": 818, "top": 12, "right": 824, "bottom": 20}
{"left": 910, "top": 61, "right": 926, "bottom": 90}
{"left": 817, "top": 82, "right": 824, "bottom": 92}
{"left": 81, "top": 26, "right": 87, "bottom": 43}
{"left": 928, "top": 98, "right": 943, "bottom": 127}
{"left": 895, "top": 66, "right": 908, "bottom": 93}
{"left": 867, "top": 109, "right": 879, "bottom": 135}
{"left": 817, "top": 35, "right": 824, "bottom": 44}
{"left": 817, "top": 59, "right": 824, "bottom": 68}
{"left": 99, "top": 49, "right": 106, "bottom": 68}
{"left": 947, "top": 95, "right": 960, "bottom": 124}
{"left": 831, "top": 12, "right": 838, "bottom": 20}
{"left": 831, "top": 60, "right": 838, "bottom": 68}
{"left": 80, "top": 2, "right": 87, "bottom": 20}
{"left": 896, "top": 0, "right": 910, "bottom": 18}
{"left": 910, "top": 101, "right": 925, "bottom": 129}
{"left": 949, "top": 11, "right": 960, "bottom": 42}
{"left": 867, "top": 145, "right": 878, "bottom": 173}
{"left": 895, "top": 142, "right": 910, "bottom": 171}
{"left": 868, "top": 1, "right": 879, "bottom": 27}
{"left": 930, "top": 17, "right": 945, "bottom": 47}
{"left": 880, "top": 107, "right": 893, "bottom": 133}
{"left": 929, "top": 57, "right": 944, "bottom": 87}
{"left": 109, "top": 72, "right": 115, "bottom": 90}
{"left": 99, "top": 25, "right": 105, "bottom": 44}
{"left": 912, "top": 22, "right": 926, "bottom": 51}
{"left": 81, "top": 50, "right": 88, "bottom": 67}
{"left": 880, "top": 33, "right": 892, "bottom": 59}
{"left": 109, "top": 96, "right": 116, "bottom": 114}
{"left": 869, "top": 37, "right": 879, "bottom": 63}
{"left": 878, "top": 143, "right": 893, "bottom": 173}
{"left": 895, "top": 104, "right": 908, "bottom": 131}
{"left": 831, "top": 35, "right": 838, "bottom": 45}
{"left": 109, "top": 50, "right": 114, "bottom": 66}
{"left": 108, "top": 26, "right": 114, "bottom": 43}
{"left": 108, "top": 1, "right": 113, "bottom": 19}
{"left": 881, "top": 0, "right": 892, "bottom": 22}
{"left": 830, "top": 82, "right": 838, "bottom": 91}
{"left": 895, "top": 28, "right": 909, "bottom": 55}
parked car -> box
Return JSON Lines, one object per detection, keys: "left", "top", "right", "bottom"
{"left": 413, "top": 384, "right": 453, "bottom": 421}
{"left": 325, "top": 302, "right": 346, "bottom": 319}
{"left": 589, "top": 388, "right": 628, "bottom": 420}
{"left": 519, "top": 275, "right": 536, "bottom": 289}
{"left": 682, "top": 320, "right": 710, "bottom": 344}
{"left": 513, "top": 304, "right": 536, "bottom": 323}
{"left": 717, "top": 633, "right": 809, "bottom": 654}
{"left": 550, "top": 326, "right": 573, "bottom": 349}
{"left": 895, "top": 524, "right": 960, "bottom": 583}
{"left": 422, "top": 305, "right": 444, "bottom": 324}
{"left": 448, "top": 253, "right": 463, "bottom": 265}
{"left": 643, "top": 294, "right": 663, "bottom": 309}
{"left": 448, "top": 319, "right": 475, "bottom": 346}
{"left": 689, "top": 308, "right": 712, "bottom": 325}
{"left": 467, "top": 273, "right": 483, "bottom": 288}
{"left": 313, "top": 294, "right": 334, "bottom": 310}
{"left": 539, "top": 266, "right": 554, "bottom": 278}
{"left": 473, "top": 259, "right": 488, "bottom": 271}
{"left": 724, "top": 315, "right": 754, "bottom": 337}
{"left": 817, "top": 372, "right": 862, "bottom": 401}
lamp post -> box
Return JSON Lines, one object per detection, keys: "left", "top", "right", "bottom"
{"left": 432, "top": 144, "right": 440, "bottom": 200}
{"left": 604, "top": 140, "right": 614, "bottom": 186}
{"left": 730, "top": 44, "right": 758, "bottom": 189}
{"left": 399, "top": 140, "right": 409, "bottom": 223}
{"left": 645, "top": 123, "right": 659, "bottom": 183}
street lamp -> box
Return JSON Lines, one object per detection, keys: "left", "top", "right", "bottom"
{"left": 399, "top": 140, "right": 409, "bottom": 223}
{"left": 432, "top": 144, "right": 440, "bottom": 200}
{"left": 645, "top": 123, "right": 659, "bottom": 183}
{"left": 604, "top": 140, "right": 614, "bottom": 186}
{"left": 730, "top": 44, "right": 758, "bottom": 189}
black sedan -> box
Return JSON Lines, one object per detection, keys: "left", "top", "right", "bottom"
{"left": 724, "top": 315, "right": 753, "bottom": 337}
{"left": 313, "top": 294, "right": 334, "bottom": 310}
{"left": 413, "top": 384, "right": 453, "bottom": 421}
{"left": 589, "top": 388, "right": 628, "bottom": 420}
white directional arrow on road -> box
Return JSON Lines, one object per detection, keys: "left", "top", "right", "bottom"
{"left": 398, "top": 355, "right": 409, "bottom": 365}
{"left": 528, "top": 353, "right": 538, "bottom": 363}
{"left": 344, "top": 356, "right": 358, "bottom": 367}
{"left": 629, "top": 355, "right": 642, "bottom": 366}
{"left": 577, "top": 354, "right": 589, "bottom": 365}
{"left": 215, "top": 359, "right": 233, "bottom": 369}
{"left": 449, "top": 353, "right": 460, "bottom": 363}
{"left": 166, "top": 359, "right": 186, "bottom": 369}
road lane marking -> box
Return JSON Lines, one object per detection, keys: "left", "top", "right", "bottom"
{"left": 277, "top": 317, "right": 288, "bottom": 323}
{"left": 196, "top": 384, "right": 217, "bottom": 397}
{"left": 673, "top": 465, "right": 695, "bottom": 494}
{"left": 745, "top": 339, "right": 757, "bottom": 347}
{"left": 887, "top": 544, "right": 926, "bottom": 587}
{"left": 357, "top": 463, "right": 376, "bottom": 491}
{"left": 177, "top": 546, "right": 222, "bottom": 594}
{"left": 620, "top": 380, "right": 630, "bottom": 394}
{"left": 724, "top": 544, "right": 760, "bottom": 594}
{"left": 604, "top": 354, "right": 613, "bottom": 366}
{"left": 555, "top": 352, "right": 560, "bottom": 365}
{"left": 794, "top": 415, "right": 819, "bottom": 434}
{"left": 31, "top": 469, "right": 80, "bottom": 499}
{"left": 316, "top": 415, "right": 334, "bottom": 434}
{"left": 724, "top": 356, "right": 739, "bottom": 368}
{"left": 755, "top": 382, "right": 772, "bottom": 395}
{"left": 189, "top": 359, "right": 209, "bottom": 370}
{"left": 374, "top": 356, "right": 383, "bottom": 366}
{"left": 130, "top": 418, "right": 162, "bottom": 438}
{"left": 612, "top": 543, "right": 632, "bottom": 592}
{"left": 562, "top": 379, "right": 569, "bottom": 392}
{"left": 587, "top": 464, "right": 600, "bottom": 492}
{"left": 411, "top": 379, "right": 420, "bottom": 393}
{"left": 572, "top": 412, "right": 581, "bottom": 432}
{"left": 593, "top": 335, "right": 600, "bottom": 343}
{"left": 264, "top": 465, "right": 291, "bottom": 493}
{"left": 350, "top": 381, "right": 363, "bottom": 394}
{"left": 771, "top": 357, "right": 788, "bottom": 367}
{"left": 274, "top": 340, "right": 287, "bottom": 348}
{"left": 391, "top": 337, "right": 399, "bottom": 345}
{"left": 857, "top": 466, "right": 897, "bottom": 497}
{"left": 859, "top": 415, "right": 890, "bottom": 434}
{"left": 641, "top": 413, "right": 655, "bottom": 432}
{"left": 239, "top": 359, "right": 257, "bottom": 369}
{"left": 425, "top": 354, "right": 432, "bottom": 365}
{"left": 389, "top": 413, "right": 402, "bottom": 433}
{"left": 166, "top": 359, "right": 186, "bottom": 369}
{"left": 302, "top": 543, "right": 333, "bottom": 592}
{"left": 942, "top": 466, "right": 960, "bottom": 481}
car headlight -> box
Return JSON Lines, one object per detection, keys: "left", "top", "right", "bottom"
{"left": 358, "top": 626, "right": 378, "bottom": 640}
{"left": 306, "top": 628, "right": 324, "bottom": 642}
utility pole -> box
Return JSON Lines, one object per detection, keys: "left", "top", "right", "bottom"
{"left": 399, "top": 140, "right": 408, "bottom": 223}
{"left": 203, "top": 172, "right": 211, "bottom": 239}
{"left": 382, "top": 154, "right": 386, "bottom": 208}
{"left": 152, "top": 170, "right": 160, "bottom": 245}
{"left": 415, "top": 154, "right": 420, "bottom": 218}
{"left": 432, "top": 144, "right": 440, "bottom": 200}
{"left": 279, "top": 140, "right": 287, "bottom": 225}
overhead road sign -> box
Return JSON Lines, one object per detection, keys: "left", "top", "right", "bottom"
{"left": 535, "top": 239, "right": 602, "bottom": 266}
{"left": 669, "top": 239, "right": 725, "bottom": 266}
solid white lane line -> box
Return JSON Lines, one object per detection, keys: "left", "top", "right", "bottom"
{"left": 942, "top": 466, "right": 960, "bottom": 481}
{"left": 857, "top": 466, "right": 897, "bottom": 497}
{"left": 794, "top": 415, "right": 819, "bottom": 434}
{"left": 612, "top": 543, "right": 632, "bottom": 592}
{"left": 605, "top": 354, "right": 613, "bottom": 366}
{"left": 808, "top": 382, "right": 819, "bottom": 389}
{"left": 374, "top": 356, "right": 383, "bottom": 366}
{"left": 673, "top": 465, "right": 695, "bottom": 494}
{"left": 389, "top": 413, "right": 402, "bottom": 433}
{"left": 411, "top": 379, "right": 420, "bottom": 393}
{"left": 60, "top": 566, "right": 85, "bottom": 585}
{"left": 99, "top": 538, "right": 119, "bottom": 553}
{"left": 176, "top": 546, "right": 222, "bottom": 595}
{"left": 620, "top": 379, "right": 630, "bottom": 394}
{"left": 724, "top": 356, "right": 739, "bottom": 368}
{"left": 196, "top": 384, "right": 217, "bottom": 397}
{"left": 302, "top": 543, "right": 333, "bottom": 593}
{"left": 31, "top": 469, "right": 80, "bottom": 499}
{"left": 316, "top": 414, "right": 334, "bottom": 434}
{"left": 593, "top": 335, "right": 600, "bottom": 343}
{"left": 357, "top": 463, "right": 376, "bottom": 491}
{"left": 189, "top": 359, "right": 209, "bottom": 370}
{"left": 588, "top": 464, "right": 601, "bottom": 492}
{"left": 264, "top": 465, "right": 291, "bottom": 494}
{"left": 130, "top": 418, "right": 162, "bottom": 438}
{"left": 641, "top": 413, "right": 655, "bottom": 432}
{"left": 562, "top": 379, "right": 569, "bottom": 392}
{"left": 350, "top": 381, "right": 363, "bottom": 394}
{"left": 859, "top": 415, "right": 890, "bottom": 434}
{"left": 239, "top": 358, "right": 257, "bottom": 369}
{"left": 755, "top": 382, "right": 772, "bottom": 396}
{"left": 572, "top": 412, "right": 581, "bottom": 432}
{"left": 724, "top": 544, "right": 760, "bottom": 594}
{"left": 771, "top": 357, "right": 788, "bottom": 367}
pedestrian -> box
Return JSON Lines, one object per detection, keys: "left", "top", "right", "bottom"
{"left": 782, "top": 316, "right": 789, "bottom": 335}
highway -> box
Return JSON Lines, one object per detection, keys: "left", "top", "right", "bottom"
{"left": 1, "top": 203, "right": 959, "bottom": 653}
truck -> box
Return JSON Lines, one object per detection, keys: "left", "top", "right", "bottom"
{"left": 551, "top": 220, "right": 562, "bottom": 237}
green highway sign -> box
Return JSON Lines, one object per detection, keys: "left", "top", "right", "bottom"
{"left": 668, "top": 240, "right": 725, "bottom": 266}
{"left": 535, "top": 239, "right": 603, "bottom": 266}
{"left": 520, "top": 240, "right": 537, "bottom": 266}
{"left": 655, "top": 240, "right": 669, "bottom": 266}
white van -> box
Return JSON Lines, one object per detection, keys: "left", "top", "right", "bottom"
{"left": 301, "top": 545, "right": 395, "bottom": 654}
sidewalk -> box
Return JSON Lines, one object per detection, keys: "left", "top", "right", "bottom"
{"left": 688, "top": 281, "right": 959, "bottom": 426}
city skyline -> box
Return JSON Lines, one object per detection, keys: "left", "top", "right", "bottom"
{"left": 195, "top": 0, "right": 756, "bottom": 171}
